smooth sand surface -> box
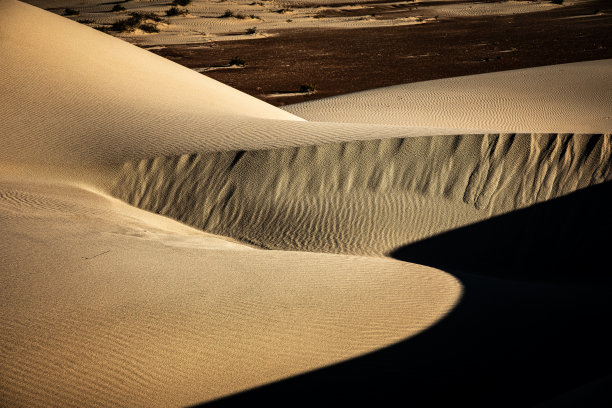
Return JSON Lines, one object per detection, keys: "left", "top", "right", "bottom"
{"left": 285, "top": 59, "right": 612, "bottom": 134}
{"left": 0, "top": 1, "right": 463, "bottom": 405}
{"left": 1, "top": 0, "right": 610, "bottom": 406}
{"left": 0, "top": 174, "right": 460, "bottom": 406}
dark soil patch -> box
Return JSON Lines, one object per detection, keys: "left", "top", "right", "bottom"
{"left": 152, "top": 0, "right": 611, "bottom": 106}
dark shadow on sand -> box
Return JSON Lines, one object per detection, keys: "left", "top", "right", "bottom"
{"left": 196, "top": 181, "right": 612, "bottom": 407}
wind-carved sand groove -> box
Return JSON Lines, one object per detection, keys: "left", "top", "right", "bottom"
{"left": 111, "top": 133, "right": 611, "bottom": 255}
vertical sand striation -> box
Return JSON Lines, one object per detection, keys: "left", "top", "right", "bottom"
{"left": 111, "top": 133, "right": 611, "bottom": 255}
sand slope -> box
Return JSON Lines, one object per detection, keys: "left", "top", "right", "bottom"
{"left": 1, "top": 1, "right": 471, "bottom": 172}
{"left": 112, "top": 133, "right": 611, "bottom": 255}
{"left": 0, "top": 2, "right": 463, "bottom": 405}
{"left": 0, "top": 175, "right": 460, "bottom": 406}
{"left": 285, "top": 59, "right": 612, "bottom": 134}
{"left": 1, "top": 0, "right": 610, "bottom": 406}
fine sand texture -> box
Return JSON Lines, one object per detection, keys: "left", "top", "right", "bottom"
{"left": 284, "top": 60, "right": 612, "bottom": 134}
{"left": 1, "top": 0, "right": 470, "bottom": 171}
{"left": 111, "top": 133, "right": 611, "bottom": 255}
{"left": 208, "top": 181, "right": 612, "bottom": 407}
{"left": 0, "top": 174, "right": 460, "bottom": 407}
{"left": 0, "top": 1, "right": 464, "bottom": 406}
{"left": 1, "top": 0, "right": 611, "bottom": 406}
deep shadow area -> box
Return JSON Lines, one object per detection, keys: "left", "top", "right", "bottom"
{"left": 197, "top": 182, "right": 612, "bottom": 407}
{"left": 392, "top": 180, "right": 611, "bottom": 281}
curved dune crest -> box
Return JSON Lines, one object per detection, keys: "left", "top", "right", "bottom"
{"left": 0, "top": 178, "right": 462, "bottom": 406}
{"left": 285, "top": 59, "right": 612, "bottom": 134}
{"left": 0, "top": 0, "right": 474, "bottom": 171}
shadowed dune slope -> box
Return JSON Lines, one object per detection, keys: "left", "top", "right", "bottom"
{"left": 284, "top": 59, "right": 612, "bottom": 134}
{"left": 112, "top": 133, "right": 611, "bottom": 255}
{"left": 203, "top": 182, "right": 612, "bottom": 408}
{"left": 392, "top": 180, "right": 612, "bottom": 280}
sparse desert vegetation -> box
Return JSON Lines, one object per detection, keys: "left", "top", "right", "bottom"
{"left": 245, "top": 27, "right": 257, "bottom": 34}
{"left": 166, "top": 6, "right": 188, "bottom": 16}
{"left": 139, "top": 23, "right": 160, "bottom": 33}
{"left": 220, "top": 10, "right": 257, "bottom": 19}
{"left": 299, "top": 83, "right": 317, "bottom": 93}
{"left": 111, "top": 12, "right": 164, "bottom": 33}
{"left": 229, "top": 56, "right": 245, "bottom": 66}
{"left": 111, "top": 4, "right": 126, "bottom": 12}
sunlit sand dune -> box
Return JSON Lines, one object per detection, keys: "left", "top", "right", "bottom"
{"left": 1, "top": 1, "right": 469, "bottom": 172}
{"left": 0, "top": 1, "right": 463, "bottom": 405}
{"left": 285, "top": 59, "right": 612, "bottom": 133}
{"left": 0, "top": 175, "right": 460, "bottom": 406}
{"left": 1, "top": 0, "right": 610, "bottom": 406}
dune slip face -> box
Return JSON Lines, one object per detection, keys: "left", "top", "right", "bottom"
{"left": 111, "top": 133, "right": 611, "bottom": 255}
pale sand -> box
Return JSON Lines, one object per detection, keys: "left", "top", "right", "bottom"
{"left": 0, "top": 173, "right": 460, "bottom": 406}
{"left": 1, "top": 0, "right": 609, "bottom": 406}
{"left": 0, "top": 1, "right": 462, "bottom": 405}
{"left": 284, "top": 59, "right": 612, "bottom": 134}
{"left": 1, "top": 0, "right": 469, "bottom": 172}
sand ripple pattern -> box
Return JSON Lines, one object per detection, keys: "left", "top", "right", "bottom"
{"left": 0, "top": 182, "right": 460, "bottom": 406}
{"left": 285, "top": 59, "right": 612, "bottom": 134}
{"left": 112, "top": 133, "right": 611, "bottom": 254}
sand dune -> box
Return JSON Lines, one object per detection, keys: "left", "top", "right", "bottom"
{"left": 1, "top": 0, "right": 470, "bottom": 173}
{"left": 0, "top": 176, "right": 460, "bottom": 406}
{"left": 112, "top": 133, "right": 610, "bottom": 255}
{"left": 285, "top": 59, "right": 612, "bottom": 134}
{"left": 209, "top": 182, "right": 612, "bottom": 407}
{"left": 0, "top": 2, "right": 464, "bottom": 405}
{"left": 1, "top": 0, "right": 610, "bottom": 406}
